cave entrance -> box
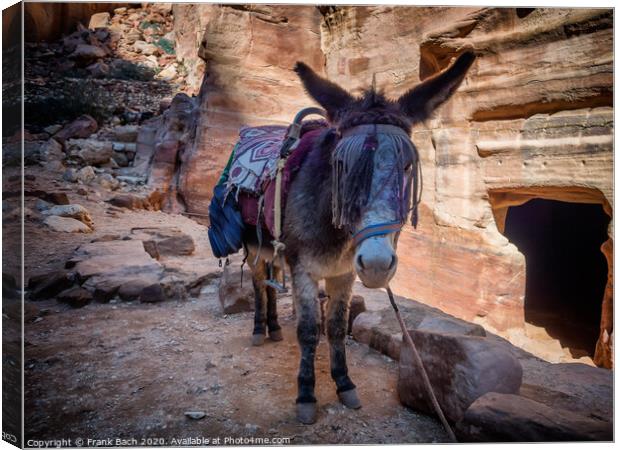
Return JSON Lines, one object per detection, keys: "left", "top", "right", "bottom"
{"left": 502, "top": 198, "right": 610, "bottom": 358}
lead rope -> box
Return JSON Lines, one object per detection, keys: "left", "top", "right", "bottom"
{"left": 386, "top": 286, "right": 457, "bottom": 443}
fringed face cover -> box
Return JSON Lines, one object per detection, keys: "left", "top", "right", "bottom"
{"left": 331, "top": 124, "right": 421, "bottom": 234}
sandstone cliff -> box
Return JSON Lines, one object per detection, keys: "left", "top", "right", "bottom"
{"left": 16, "top": 4, "right": 613, "bottom": 368}
{"left": 163, "top": 5, "right": 612, "bottom": 367}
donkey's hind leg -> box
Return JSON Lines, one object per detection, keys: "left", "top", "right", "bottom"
{"left": 266, "top": 265, "right": 283, "bottom": 341}
{"left": 251, "top": 259, "right": 269, "bottom": 346}
{"left": 325, "top": 271, "right": 361, "bottom": 409}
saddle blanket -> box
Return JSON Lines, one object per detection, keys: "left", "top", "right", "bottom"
{"left": 226, "top": 125, "right": 288, "bottom": 195}
{"left": 234, "top": 125, "right": 326, "bottom": 238}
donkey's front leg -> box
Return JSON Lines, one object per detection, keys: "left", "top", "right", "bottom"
{"left": 292, "top": 266, "right": 320, "bottom": 424}
{"left": 325, "top": 271, "right": 361, "bottom": 409}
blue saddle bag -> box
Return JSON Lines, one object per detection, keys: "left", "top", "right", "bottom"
{"left": 208, "top": 184, "right": 244, "bottom": 259}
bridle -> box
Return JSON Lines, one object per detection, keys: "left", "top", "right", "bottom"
{"left": 334, "top": 123, "right": 421, "bottom": 247}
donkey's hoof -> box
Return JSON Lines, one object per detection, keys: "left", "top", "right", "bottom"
{"left": 338, "top": 388, "right": 362, "bottom": 409}
{"left": 296, "top": 402, "right": 317, "bottom": 424}
{"left": 269, "top": 329, "right": 283, "bottom": 341}
{"left": 251, "top": 334, "right": 265, "bottom": 346}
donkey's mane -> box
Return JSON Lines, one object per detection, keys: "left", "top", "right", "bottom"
{"left": 334, "top": 88, "right": 414, "bottom": 134}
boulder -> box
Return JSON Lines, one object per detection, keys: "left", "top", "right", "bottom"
{"left": 28, "top": 270, "right": 75, "bottom": 300}
{"left": 218, "top": 265, "right": 254, "bottom": 314}
{"left": 139, "top": 283, "right": 166, "bottom": 303}
{"left": 131, "top": 227, "right": 195, "bottom": 259}
{"left": 455, "top": 392, "right": 612, "bottom": 442}
{"left": 57, "top": 287, "right": 93, "bottom": 308}
{"left": 54, "top": 115, "right": 98, "bottom": 144}
{"left": 118, "top": 278, "right": 156, "bottom": 301}
{"left": 88, "top": 12, "right": 110, "bottom": 29}
{"left": 352, "top": 299, "right": 486, "bottom": 361}
{"left": 397, "top": 329, "right": 522, "bottom": 423}
{"left": 42, "top": 204, "right": 93, "bottom": 229}
{"left": 348, "top": 295, "right": 366, "bottom": 334}
{"left": 66, "top": 139, "right": 114, "bottom": 166}
{"left": 69, "top": 240, "right": 164, "bottom": 302}
{"left": 44, "top": 216, "right": 92, "bottom": 233}
{"left": 519, "top": 361, "right": 613, "bottom": 423}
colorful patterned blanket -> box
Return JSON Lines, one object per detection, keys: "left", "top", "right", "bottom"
{"left": 225, "top": 125, "right": 288, "bottom": 195}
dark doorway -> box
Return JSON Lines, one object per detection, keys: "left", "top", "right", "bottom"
{"left": 503, "top": 199, "right": 610, "bottom": 358}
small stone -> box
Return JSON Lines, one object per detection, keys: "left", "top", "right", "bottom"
{"left": 44, "top": 216, "right": 92, "bottom": 233}
{"left": 42, "top": 204, "right": 93, "bottom": 228}
{"left": 133, "top": 40, "right": 159, "bottom": 56}
{"left": 44, "top": 124, "right": 62, "bottom": 135}
{"left": 98, "top": 173, "right": 120, "bottom": 190}
{"left": 113, "top": 7, "right": 127, "bottom": 15}
{"left": 86, "top": 61, "right": 110, "bottom": 78}
{"left": 156, "top": 64, "right": 177, "bottom": 81}
{"left": 112, "top": 152, "right": 129, "bottom": 167}
{"left": 35, "top": 198, "right": 53, "bottom": 212}
{"left": 57, "top": 287, "right": 93, "bottom": 308}
{"left": 77, "top": 166, "right": 97, "bottom": 184}
{"left": 88, "top": 12, "right": 110, "bottom": 29}
{"left": 111, "top": 125, "right": 139, "bottom": 142}
{"left": 184, "top": 411, "right": 206, "bottom": 420}
{"left": 66, "top": 139, "right": 113, "bottom": 166}
{"left": 63, "top": 168, "right": 78, "bottom": 182}
{"left": 69, "top": 44, "right": 108, "bottom": 63}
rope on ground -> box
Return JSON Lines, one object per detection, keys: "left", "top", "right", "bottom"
{"left": 386, "top": 286, "right": 457, "bottom": 443}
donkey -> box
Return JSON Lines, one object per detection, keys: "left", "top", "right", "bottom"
{"left": 245, "top": 51, "right": 475, "bottom": 424}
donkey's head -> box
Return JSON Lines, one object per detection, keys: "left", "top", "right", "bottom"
{"left": 294, "top": 52, "right": 475, "bottom": 288}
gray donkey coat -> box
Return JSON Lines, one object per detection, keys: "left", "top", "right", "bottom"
{"left": 244, "top": 51, "right": 476, "bottom": 424}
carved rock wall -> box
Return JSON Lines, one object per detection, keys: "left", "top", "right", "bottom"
{"left": 156, "top": 6, "right": 613, "bottom": 366}
{"left": 318, "top": 7, "right": 612, "bottom": 365}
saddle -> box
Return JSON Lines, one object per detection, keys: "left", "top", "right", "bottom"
{"left": 234, "top": 121, "right": 326, "bottom": 237}
{"left": 208, "top": 108, "right": 327, "bottom": 263}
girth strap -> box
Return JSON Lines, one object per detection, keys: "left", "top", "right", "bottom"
{"left": 352, "top": 221, "right": 403, "bottom": 247}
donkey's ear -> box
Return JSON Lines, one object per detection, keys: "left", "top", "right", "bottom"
{"left": 397, "top": 51, "right": 475, "bottom": 124}
{"left": 294, "top": 62, "right": 354, "bottom": 120}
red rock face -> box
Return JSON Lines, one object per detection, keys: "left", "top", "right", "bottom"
{"left": 173, "top": 5, "right": 325, "bottom": 214}
{"left": 163, "top": 5, "right": 612, "bottom": 367}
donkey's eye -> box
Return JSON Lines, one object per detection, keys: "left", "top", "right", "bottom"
{"left": 404, "top": 163, "right": 413, "bottom": 172}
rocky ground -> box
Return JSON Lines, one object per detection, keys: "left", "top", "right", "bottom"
{"left": 4, "top": 165, "right": 446, "bottom": 444}
{"left": 3, "top": 3, "right": 613, "bottom": 445}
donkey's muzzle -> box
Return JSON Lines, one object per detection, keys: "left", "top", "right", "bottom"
{"left": 354, "top": 235, "right": 398, "bottom": 288}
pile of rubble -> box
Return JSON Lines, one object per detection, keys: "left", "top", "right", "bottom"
{"left": 23, "top": 4, "right": 185, "bottom": 130}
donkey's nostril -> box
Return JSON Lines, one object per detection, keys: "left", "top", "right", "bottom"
{"left": 357, "top": 254, "right": 365, "bottom": 270}
{"left": 388, "top": 254, "right": 396, "bottom": 270}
